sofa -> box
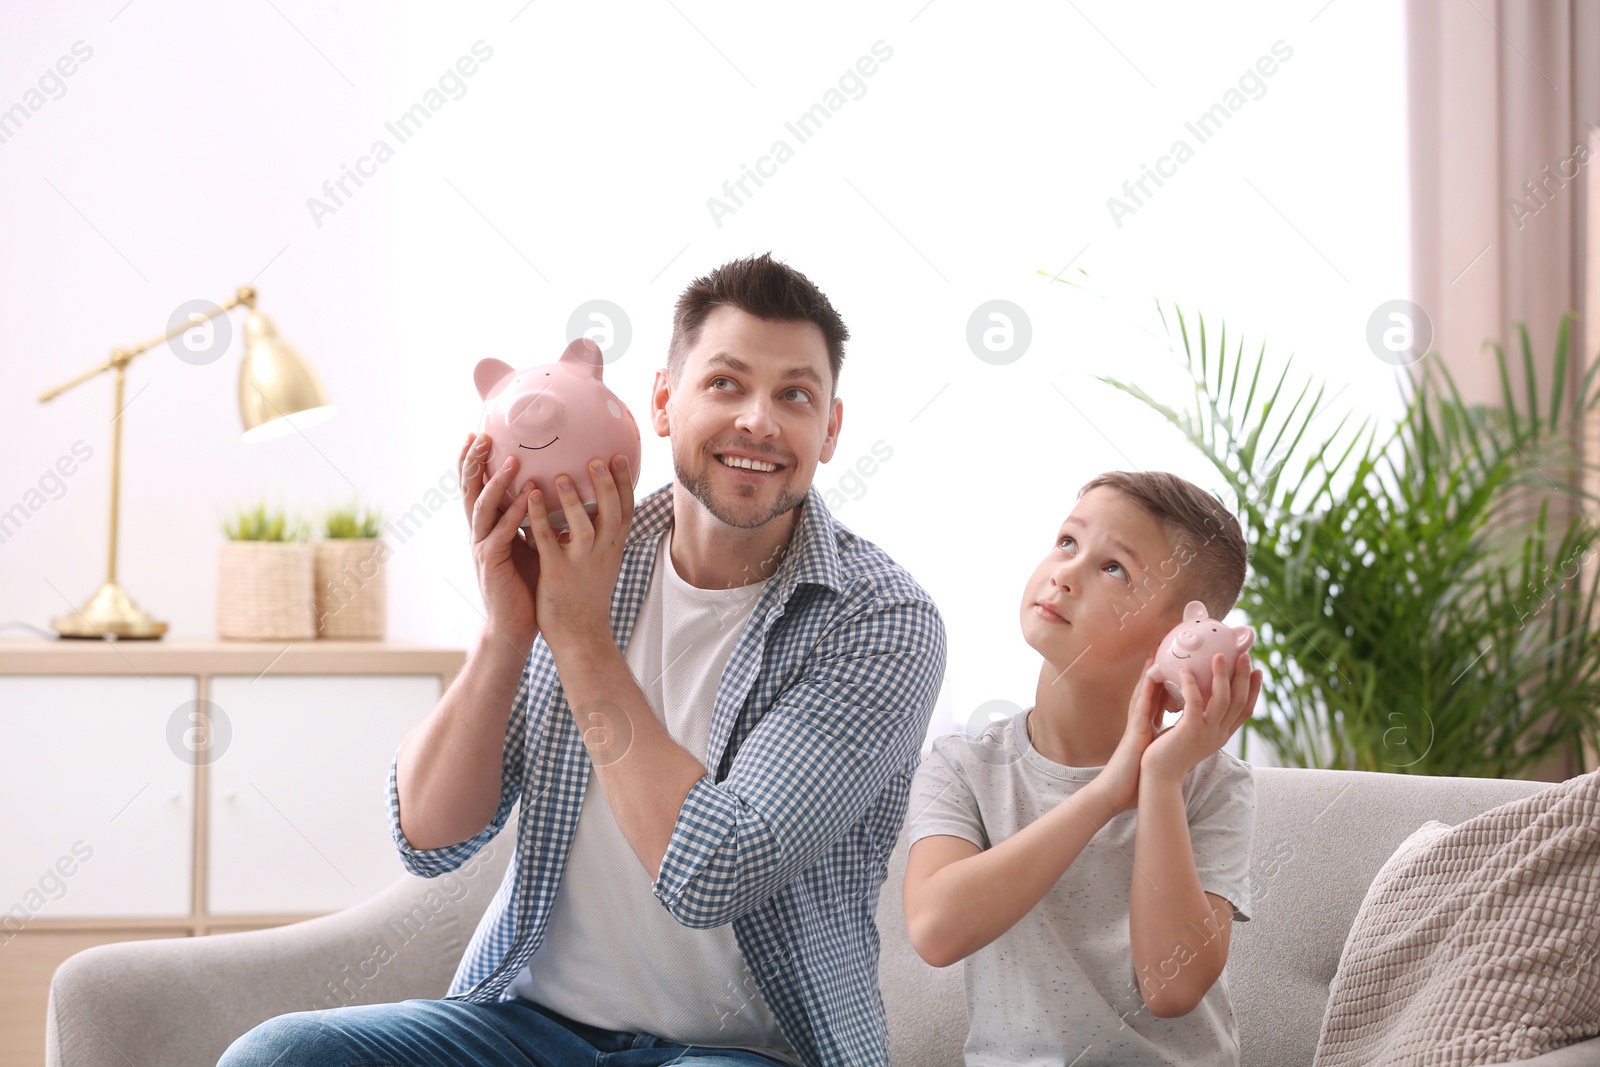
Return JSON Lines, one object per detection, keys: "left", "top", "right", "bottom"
{"left": 45, "top": 766, "right": 1600, "bottom": 1066}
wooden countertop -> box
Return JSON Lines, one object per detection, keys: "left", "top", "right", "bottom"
{"left": 0, "top": 638, "right": 467, "bottom": 678}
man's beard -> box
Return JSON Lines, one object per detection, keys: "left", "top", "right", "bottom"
{"left": 674, "top": 448, "right": 806, "bottom": 529}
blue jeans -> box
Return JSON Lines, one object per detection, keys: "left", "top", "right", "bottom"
{"left": 216, "top": 997, "right": 798, "bottom": 1067}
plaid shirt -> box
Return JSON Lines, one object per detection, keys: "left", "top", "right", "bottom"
{"left": 387, "top": 482, "right": 947, "bottom": 1067}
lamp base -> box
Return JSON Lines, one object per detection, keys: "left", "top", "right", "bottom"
{"left": 53, "top": 581, "right": 168, "bottom": 639}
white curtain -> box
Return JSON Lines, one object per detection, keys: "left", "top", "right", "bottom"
{"left": 1408, "top": 0, "right": 1600, "bottom": 401}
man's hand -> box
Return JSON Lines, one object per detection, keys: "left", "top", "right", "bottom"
{"left": 1140, "top": 650, "right": 1261, "bottom": 785}
{"left": 462, "top": 432, "right": 541, "bottom": 657}
{"left": 525, "top": 454, "right": 635, "bottom": 652}
{"left": 1096, "top": 656, "right": 1166, "bottom": 816}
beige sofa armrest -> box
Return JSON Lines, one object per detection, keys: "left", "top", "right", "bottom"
{"left": 46, "top": 842, "right": 510, "bottom": 1067}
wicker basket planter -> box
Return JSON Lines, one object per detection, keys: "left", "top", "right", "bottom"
{"left": 312, "top": 538, "right": 389, "bottom": 640}
{"left": 216, "top": 542, "right": 316, "bottom": 641}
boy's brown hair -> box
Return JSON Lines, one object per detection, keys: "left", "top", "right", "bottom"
{"left": 667, "top": 252, "right": 849, "bottom": 402}
{"left": 1079, "top": 471, "right": 1248, "bottom": 621}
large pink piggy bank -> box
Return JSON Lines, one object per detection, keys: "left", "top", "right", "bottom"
{"left": 474, "top": 338, "right": 642, "bottom": 533}
{"left": 1147, "top": 600, "right": 1255, "bottom": 713}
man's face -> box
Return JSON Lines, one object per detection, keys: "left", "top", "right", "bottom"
{"left": 651, "top": 305, "right": 842, "bottom": 530}
{"left": 1021, "top": 487, "right": 1184, "bottom": 676}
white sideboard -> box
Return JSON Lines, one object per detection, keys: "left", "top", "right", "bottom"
{"left": 0, "top": 639, "right": 466, "bottom": 1067}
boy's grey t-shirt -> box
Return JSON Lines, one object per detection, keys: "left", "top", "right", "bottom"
{"left": 906, "top": 709, "right": 1255, "bottom": 1067}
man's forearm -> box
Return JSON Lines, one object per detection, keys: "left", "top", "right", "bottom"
{"left": 1129, "top": 775, "right": 1228, "bottom": 1016}
{"left": 549, "top": 637, "right": 708, "bottom": 881}
{"left": 394, "top": 628, "right": 529, "bottom": 850}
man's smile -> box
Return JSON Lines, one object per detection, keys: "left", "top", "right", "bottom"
{"left": 715, "top": 450, "right": 783, "bottom": 474}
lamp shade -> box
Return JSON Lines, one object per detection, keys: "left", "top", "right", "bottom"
{"left": 238, "top": 310, "right": 337, "bottom": 442}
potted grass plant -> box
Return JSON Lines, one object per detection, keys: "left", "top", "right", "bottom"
{"left": 216, "top": 501, "right": 315, "bottom": 641}
{"left": 313, "top": 500, "right": 388, "bottom": 640}
{"left": 1102, "top": 306, "right": 1600, "bottom": 778}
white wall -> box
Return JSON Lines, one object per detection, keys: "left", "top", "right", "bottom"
{"left": 0, "top": 0, "right": 1408, "bottom": 751}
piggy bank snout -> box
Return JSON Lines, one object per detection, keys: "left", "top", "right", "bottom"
{"left": 508, "top": 391, "right": 565, "bottom": 429}
{"left": 1177, "top": 629, "right": 1203, "bottom": 649}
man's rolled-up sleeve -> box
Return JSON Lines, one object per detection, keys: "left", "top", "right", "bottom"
{"left": 385, "top": 648, "right": 539, "bottom": 877}
{"left": 651, "top": 592, "right": 947, "bottom": 928}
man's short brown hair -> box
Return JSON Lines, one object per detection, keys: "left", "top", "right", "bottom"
{"left": 667, "top": 252, "right": 848, "bottom": 401}
{"left": 1079, "top": 470, "right": 1248, "bottom": 620}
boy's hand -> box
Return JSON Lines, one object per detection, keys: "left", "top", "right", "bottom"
{"left": 1140, "top": 650, "right": 1262, "bottom": 787}
{"left": 1096, "top": 656, "right": 1166, "bottom": 815}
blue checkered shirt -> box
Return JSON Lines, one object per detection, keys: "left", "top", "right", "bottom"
{"left": 387, "top": 482, "right": 947, "bottom": 1066}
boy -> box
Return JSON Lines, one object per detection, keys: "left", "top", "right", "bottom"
{"left": 903, "top": 471, "right": 1262, "bottom": 1066}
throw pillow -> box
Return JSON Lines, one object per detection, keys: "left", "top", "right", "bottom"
{"left": 1310, "top": 770, "right": 1600, "bottom": 1066}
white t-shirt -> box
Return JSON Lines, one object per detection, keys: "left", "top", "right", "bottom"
{"left": 509, "top": 526, "right": 801, "bottom": 1066}
{"left": 906, "top": 709, "right": 1254, "bottom": 1067}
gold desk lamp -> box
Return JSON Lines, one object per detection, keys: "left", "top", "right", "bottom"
{"left": 37, "top": 285, "right": 336, "bottom": 639}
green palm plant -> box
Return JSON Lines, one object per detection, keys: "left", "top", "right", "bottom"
{"left": 1102, "top": 305, "right": 1600, "bottom": 777}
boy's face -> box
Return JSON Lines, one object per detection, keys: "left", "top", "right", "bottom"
{"left": 1021, "top": 486, "right": 1186, "bottom": 679}
{"left": 651, "top": 304, "right": 842, "bottom": 529}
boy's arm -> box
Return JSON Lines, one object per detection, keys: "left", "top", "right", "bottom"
{"left": 904, "top": 779, "right": 1120, "bottom": 969}
{"left": 904, "top": 669, "right": 1164, "bottom": 969}
{"left": 1130, "top": 651, "right": 1261, "bottom": 1017}
{"left": 1129, "top": 775, "right": 1234, "bottom": 1017}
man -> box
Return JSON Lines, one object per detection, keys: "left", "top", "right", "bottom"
{"left": 220, "top": 252, "right": 948, "bottom": 1066}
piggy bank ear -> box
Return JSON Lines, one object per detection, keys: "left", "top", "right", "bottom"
{"left": 1184, "top": 600, "right": 1209, "bottom": 623}
{"left": 1234, "top": 625, "right": 1256, "bottom": 654}
{"left": 558, "top": 338, "right": 604, "bottom": 380}
{"left": 475, "top": 358, "right": 516, "bottom": 401}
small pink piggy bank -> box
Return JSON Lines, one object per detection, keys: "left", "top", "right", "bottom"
{"left": 1147, "top": 600, "right": 1256, "bottom": 713}
{"left": 474, "top": 338, "right": 642, "bottom": 533}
